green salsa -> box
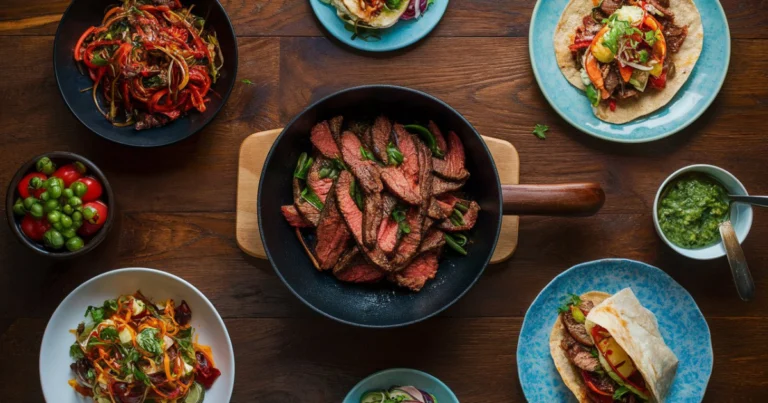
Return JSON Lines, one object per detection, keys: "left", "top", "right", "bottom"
{"left": 658, "top": 174, "right": 730, "bottom": 249}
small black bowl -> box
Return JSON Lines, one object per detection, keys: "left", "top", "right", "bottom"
{"left": 53, "top": 0, "right": 238, "bottom": 147}
{"left": 6, "top": 152, "right": 115, "bottom": 259}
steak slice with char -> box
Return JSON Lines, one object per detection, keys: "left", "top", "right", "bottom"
{"left": 560, "top": 329, "right": 601, "bottom": 372}
{"left": 427, "top": 196, "right": 458, "bottom": 220}
{"left": 281, "top": 205, "right": 313, "bottom": 228}
{"left": 381, "top": 168, "right": 421, "bottom": 204}
{"left": 340, "top": 131, "right": 383, "bottom": 194}
{"left": 370, "top": 115, "right": 392, "bottom": 162}
{"left": 561, "top": 301, "right": 595, "bottom": 346}
{"left": 329, "top": 115, "right": 343, "bottom": 139}
{"left": 381, "top": 127, "right": 430, "bottom": 205}
{"left": 392, "top": 206, "right": 425, "bottom": 269}
{"left": 333, "top": 247, "right": 385, "bottom": 283}
{"left": 432, "top": 130, "right": 469, "bottom": 181}
{"left": 419, "top": 228, "right": 446, "bottom": 254}
{"left": 663, "top": 22, "right": 688, "bottom": 54}
{"left": 438, "top": 200, "right": 480, "bottom": 232}
{"left": 311, "top": 121, "right": 341, "bottom": 159}
{"left": 416, "top": 140, "right": 434, "bottom": 208}
{"left": 314, "top": 185, "right": 351, "bottom": 270}
{"left": 293, "top": 178, "right": 321, "bottom": 226}
{"left": 428, "top": 121, "right": 447, "bottom": 154}
{"left": 307, "top": 157, "right": 334, "bottom": 203}
{"left": 377, "top": 194, "right": 400, "bottom": 254}
{"left": 431, "top": 176, "right": 466, "bottom": 196}
{"left": 389, "top": 252, "right": 439, "bottom": 292}
{"left": 362, "top": 191, "right": 382, "bottom": 249}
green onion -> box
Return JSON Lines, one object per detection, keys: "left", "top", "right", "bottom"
{"left": 318, "top": 166, "right": 333, "bottom": 179}
{"left": 391, "top": 206, "right": 410, "bottom": 234}
{"left": 386, "top": 142, "right": 404, "bottom": 166}
{"left": 349, "top": 180, "right": 364, "bottom": 210}
{"left": 444, "top": 234, "right": 468, "bottom": 255}
{"left": 360, "top": 146, "right": 376, "bottom": 162}
{"left": 404, "top": 124, "right": 445, "bottom": 158}
{"left": 452, "top": 233, "right": 468, "bottom": 246}
{"left": 450, "top": 209, "right": 465, "bottom": 226}
{"left": 454, "top": 202, "right": 469, "bottom": 213}
{"left": 300, "top": 187, "right": 324, "bottom": 211}
{"left": 293, "top": 152, "right": 313, "bottom": 180}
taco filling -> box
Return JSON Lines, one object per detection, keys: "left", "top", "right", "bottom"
{"left": 331, "top": 0, "right": 412, "bottom": 29}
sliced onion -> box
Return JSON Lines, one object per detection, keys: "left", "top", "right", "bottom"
{"left": 398, "top": 386, "right": 427, "bottom": 402}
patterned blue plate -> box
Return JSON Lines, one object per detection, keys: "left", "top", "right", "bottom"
{"left": 309, "top": 0, "right": 449, "bottom": 52}
{"left": 530, "top": 0, "right": 730, "bottom": 143}
{"left": 517, "top": 259, "right": 712, "bottom": 402}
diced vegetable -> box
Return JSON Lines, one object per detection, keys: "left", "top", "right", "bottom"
{"left": 570, "top": 305, "right": 586, "bottom": 323}
{"left": 629, "top": 70, "right": 649, "bottom": 92}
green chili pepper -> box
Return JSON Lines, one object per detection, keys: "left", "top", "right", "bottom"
{"left": 29, "top": 203, "right": 44, "bottom": 219}
{"left": 293, "top": 153, "right": 313, "bottom": 180}
{"left": 404, "top": 124, "right": 445, "bottom": 158}
{"left": 36, "top": 157, "right": 57, "bottom": 175}
{"left": 360, "top": 146, "right": 376, "bottom": 162}
{"left": 444, "top": 233, "right": 468, "bottom": 255}
{"left": 386, "top": 142, "right": 404, "bottom": 166}
{"left": 47, "top": 211, "right": 62, "bottom": 224}
{"left": 452, "top": 233, "right": 469, "bottom": 246}
{"left": 12, "top": 199, "right": 26, "bottom": 216}
{"left": 450, "top": 209, "right": 466, "bottom": 226}
{"left": 71, "top": 181, "right": 88, "bottom": 198}
{"left": 66, "top": 236, "right": 85, "bottom": 252}
{"left": 43, "top": 229, "right": 65, "bottom": 249}
{"left": 83, "top": 206, "right": 97, "bottom": 221}
{"left": 300, "top": 187, "right": 325, "bottom": 211}
{"left": 454, "top": 202, "right": 469, "bottom": 213}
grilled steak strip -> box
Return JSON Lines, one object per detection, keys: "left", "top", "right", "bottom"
{"left": 389, "top": 252, "right": 439, "bottom": 292}
{"left": 391, "top": 206, "right": 425, "bottom": 269}
{"left": 314, "top": 185, "right": 351, "bottom": 270}
{"left": 293, "top": 177, "right": 321, "bottom": 226}
{"left": 438, "top": 200, "right": 480, "bottom": 232}
{"left": 419, "top": 228, "right": 446, "bottom": 254}
{"left": 307, "top": 157, "right": 334, "bottom": 203}
{"left": 431, "top": 176, "right": 466, "bottom": 196}
{"left": 377, "top": 194, "right": 401, "bottom": 254}
{"left": 333, "top": 246, "right": 385, "bottom": 283}
{"left": 428, "top": 121, "right": 447, "bottom": 154}
{"left": 281, "top": 205, "right": 313, "bottom": 228}
{"left": 362, "top": 191, "right": 383, "bottom": 249}
{"left": 329, "top": 115, "right": 344, "bottom": 139}
{"left": 310, "top": 121, "right": 341, "bottom": 159}
{"left": 561, "top": 301, "right": 595, "bottom": 346}
{"left": 432, "top": 130, "right": 469, "bottom": 181}
{"left": 560, "top": 328, "right": 601, "bottom": 372}
{"left": 294, "top": 228, "right": 321, "bottom": 271}
{"left": 340, "top": 131, "right": 383, "bottom": 194}
{"left": 381, "top": 125, "right": 424, "bottom": 205}
{"left": 427, "top": 196, "right": 457, "bottom": 220}
{"left": 371, "top": 115, "right": 393, "bottom": 162}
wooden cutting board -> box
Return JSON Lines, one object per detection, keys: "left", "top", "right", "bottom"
{"left": 236, "top": 129, "right": 520, "bottom": 264}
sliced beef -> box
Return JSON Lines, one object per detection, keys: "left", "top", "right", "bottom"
{"left": 381, "top": 168, "right": 421, "bottom": 204}
{"left": 603, "top": 66, "right": 620, "bottom": 95}
{"left": 438, "top": 200, "right": 480, "bottom": 232}
{"left": 428, "top": 121, "right": 447, "bottom": 155}
{"left": 561, "top": 304, "right": 594, "bottom": 346}
{"left": 389, "top": 252, "right": 439, "bottom": 292}
{"left": 362, "top": 191, "right": 382, "bottom": 249}
{"left": 310, "top": 121, "right": 341, "bottom": 159}
{"left": 307, "top": 157, "right": 334, "bottom": 203}
{"left": 416, "top": 141, "right": 433, "bottom": 208}
{"left": 377, "top": 194, "right": 401, "bottom": 254}
{"left": 281, "top": 205, "right": 313, "bottom": 228}
{"left": 329, "top": 115, "right": 343, "bottom": 139}
{"left": 314, "top": 186, "right": 351, "bottom": 271}
{"left": 560, "top": 330, "right": 601, "bottom": 372}
{"left": 432, "top": 131, "right": 469, "bottom": 181}
{"left": 663, "top": 22, "right": 688, "bottom": 54}
{"left": 370, "top": 115, "right": 392, "bottom": 162}
{"left": 427, "top": 195, "right": 458, "bottom": 220}
{"left": 294, "top": 228, "right": 321, "bottom": 270}
{"left": 431, "top": 176, "right": 466, "bottom": 196}
{"left": 333, "top": 248, "right": 385, "bottom": 283}
{"left": 419, "top": 229, "right": 446, "bottom": 254}
{"left": 391, "top": 207, "right": 425, "bottom": 269}
{"left": 394, "top": 124, "right": 421, "bottom": 185}
{"left": 600, "top": 0, "right": 623, "bottom": 16}
{"left": 582, "top": 371, "right": 617, "bottom": 396}
{"left": 381, "top": 127, "right": 429, "bottom": 205}
{"left": 617, "top": 85, "right": 639, "bottom": 100}
{"left": 422, "top": 217, "right": 435, "bottom": 233}
{"left": 293, "top": 178, "right": 321, "bottom": 226}
{"left": 583, "top": 14, "right": 603, "bottom": 37}
{"left": 340, "top": 131, "right": 383, "bottom": 194}
{"left": 336, "top": 171, "right": 364, "bottom": 244}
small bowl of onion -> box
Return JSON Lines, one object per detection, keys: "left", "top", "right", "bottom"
{"left": 344, "top": 368, "right": 459, "bottom": 403}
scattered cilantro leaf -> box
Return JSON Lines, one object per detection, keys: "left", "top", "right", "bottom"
{"left": 70, "top": 342, "right": 84, "bottom": 359}
{"left": 532, "top": 124, "right": 549, "bottom": 140}
{"left": 99, "top": 327, "right": 119, "bottom": 341}
{"left": 241, "top": 78, "right": 253, "bottom": 85}
{"left": 137, "top": 328, "right": 162, "bottom": 356}
{"left": 613, "top": 386, "right": 631, "bottom": 400}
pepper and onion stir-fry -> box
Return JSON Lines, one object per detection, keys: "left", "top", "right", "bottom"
{"left": 69, "top": 292, "right": 221, "bottom": 403}
{"left": 74, "top": 0, "right": 223, "bottom": 130}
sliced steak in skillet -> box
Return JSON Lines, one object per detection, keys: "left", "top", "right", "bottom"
{"left": 293, "top": 178, "right": 321, "bottom": 226}
{"left": 431, "top": 176, "right": 466, "bottom": 196}
{"left": 381, "top": 127, "right": 429, "bottom": 205}
{"left": 377, "top": 194, "right": 400, "bottom": 254}
{"left": 432, "top": 130, "right": 469, "bottom": 181}
{"left": 560, "top": 328, "right": 601, "bottom": 372}
{"left": 370, "top": 115, "right": 393, "bottom": 162}
{"left": 310, "top": 121, "right": 341, "bottom": 159}
{"left": 307, "top": 157, "right": 334, "bottom": 203}
{"left": 416, "top": 140, "right": 434, "bottom": 208}
{"left": 428, "top": 120, "right": 447, "bottom": 154}
{"left": 427, "top": 196, "right": 457, "bottom": 220}
{"left": 281, "top": 205, "right": 313, "bottom": 228}
{"left": 389, "top": 252, "right": 439, "bottom": 292}
{"left": 438, "top": 200, "right": 480, "bottom": 232}
{"left": 419, "top": 228, "right": 446, "bottom": 254}
{"left": 391, "top": 206, "right": 425, "bottom": 269}
{"left": 362, "top": 191, "right": 383, "bottom": 249}
{"left": 340, "top": 131, "right": 383, "bottom": 194}
{"left": 329, "top": 115, "right": 343, "bottom": 139}
{"left": 333, "top": 247, "right": 385, "bottom": 283}
{"left": 381, "top": 168, "right": 421, "bottom": 205}
{"left": 314, "top": 185, "right": 351, "bottom": 270}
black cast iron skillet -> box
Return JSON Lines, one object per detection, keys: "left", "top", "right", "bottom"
{"left": 258, "top": 85, "right": 604, "bottom": 328}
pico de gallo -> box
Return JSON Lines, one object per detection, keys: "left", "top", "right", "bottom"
{"left": 74, "top": 0, "right": 223, "bottom": 130}
{"left": 69, "top": 291, "right": 221, "bottom": 403}
{"left": 12, "top": 156, "right": 109, "bottom": 252}
{"left": 569, "top": 0, "right": 689, "bottom": 111}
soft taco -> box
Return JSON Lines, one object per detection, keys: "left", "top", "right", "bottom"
{"left": 330, "top": 0, "right": 411, "bottom": 29}
{"left": 550, "top": 288, "right": 678, "bottom": 402}
{"left": 554, "top": 0, "right": 704, "bottom": 123}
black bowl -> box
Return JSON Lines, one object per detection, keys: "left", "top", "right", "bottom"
{"left": 6, "top": 152, "right": 115, "bottom": 259}
{"left": 258, "top": 85, "right": 503, "bottom": 328}
{"left": 53, "top": 0, "right": 238, "bottom": 147}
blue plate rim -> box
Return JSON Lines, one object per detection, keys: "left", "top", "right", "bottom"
{"left": 308, "top": 0, "right": 450, "bottom": 52}
{"left": 516, "top": 258, "right": 713, "bottom": 401}
{"left": 343, "top": 368, "right": 460, "bottom": 402}
{"left": 529, "top": 0, "right": 731, "bottom": 143}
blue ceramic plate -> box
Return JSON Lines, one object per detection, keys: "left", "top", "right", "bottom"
{"left": 344, "top": 368, "right": 460, "bottom": 403}
{"left": 518, "top": 259, "right": 712, "bottom": 402}
{"left": 309, "top": 0, "right": 449, "bottom": 52}
{"left": 530, "top": 0, "right": 730, "bottom": 143}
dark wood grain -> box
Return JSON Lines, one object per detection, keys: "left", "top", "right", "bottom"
{"left": 0, "top": 0, "right": 767, "bottom": 402}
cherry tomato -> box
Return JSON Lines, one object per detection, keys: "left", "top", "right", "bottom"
{"left": 53, "top": 163, "right": 85, "bottom": 187}
{"left": 78, "top": 201, "right": 108, "bottom": 237}
{"left": 20, "top": 215, "right": 51, "bottom": 241}
{"left": 17, "top": 172, "right": 47, "bottom": 199}
{"left": 75, "top": 176, "right": 103, "bottom": 202}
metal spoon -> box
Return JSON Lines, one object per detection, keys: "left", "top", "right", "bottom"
{"left": 728, "top": 195, "right": 768, "bottom": 208}
{"left": 720, "top": 220, "right": 754, "bottom": 302}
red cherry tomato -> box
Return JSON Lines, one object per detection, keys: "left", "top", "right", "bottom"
{"left": 75, "top": 176, "right": 103, "bottom": 202}
{"left": 20, "top": 215, "right": 51, "bottom": 241}
{"left": 17, "top": 172, "right": 47, "bottom": 199}
{"left": 78, "top": 201, "right": 108, "bottom": 237}
{"left": 53, "top": 163, "right": 85, "bottom": 187}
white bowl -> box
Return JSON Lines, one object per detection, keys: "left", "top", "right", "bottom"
{"left": 653, "top": 164, "right": 753, "bottom": 260}
{"left": 40, "top": 268, "right": 235, "bottom": 402}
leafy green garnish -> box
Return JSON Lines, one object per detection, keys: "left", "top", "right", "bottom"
{"left": 450, "top": 208, "right": 466, "bottom": 227}
{"left": 293, "top": 152, "right": 313, "bottom": 180}
{"left": 644, "top": 29, "right": 658, "bottom": 46}
{"left": 143, "top": 75, "right": 165, "bottom": 88}
{"left": 84, "top": 299, "right": 117, "bottom": 324}
{"left": 613, "top": 386, "right": 631, "bottom": 400}
{"left": 557, "top": 294, "right": 582, "bottom": 313}
{"left": 392, "top": 206, "right": 410, "bottom": 234}
{"left": 70, "top": 342, "right": 84, "bottom": 359}
{"left": 349, "top": 180, "right": 364, "bottom": 211}
{"left": 241, "top": 78, "right": 254, "bottom": 85}
{"left": 386, "top": 142, "right": 404, "bottom": 166}
{"left": 90, "top": 55, "right": 110, "bottom": 67}
{"left": 99, "top": 327, "right": 119, "bottom": 341}
{"left": 300, "top": 187, "right": 325, "bottom": 211}
{"left": 532, "top": 124, "right": 549, "bottom": 140}
{"left": 133, "top": 367, "right": 151, "bottom": 386}
{"left": 590, "top": 348, "right": 599, "bottom": 358}
{"left": 360, "top": 146, "right": 376, "bottom": 162}
{"left": 137, "top": 328, "right": 162, "bottom": 356}
{"left": 585, "top": 84, "right": 600, "bottom": 107}
{"left": 637, "top": 49, "right": 650, "bottom": 63}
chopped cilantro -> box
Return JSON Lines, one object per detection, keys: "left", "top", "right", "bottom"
{"left": 532, "top": 124, "right": 549, "bottom": 140}
{"left": 241, "top": 78, "right": 253, "bottom": 85}
{"left": 557, "top": 294, "right": 582, "bottom": 313}
{"left": 70, "top": 342, "right": 84, "bottom": 359}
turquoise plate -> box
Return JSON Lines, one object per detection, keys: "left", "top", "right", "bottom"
{"left": 530, "top": 0, "right": 730, "bottom": 143}
{"left": 344, "top": 368, "right": 460, "bottom": 402}
{"left": 517, "top": 259, "right": 712, "bottom": 402}
{"left": 309, "top": 0, "right": 449, "bottom": 52}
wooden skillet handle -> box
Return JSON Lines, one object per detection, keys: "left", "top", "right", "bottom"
{"left": 502, "top": 183, "right": 605, "bottom": 216}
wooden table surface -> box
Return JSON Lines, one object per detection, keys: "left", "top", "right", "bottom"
{"left": 1, "top": 1, "right": 767, "bottom": 402}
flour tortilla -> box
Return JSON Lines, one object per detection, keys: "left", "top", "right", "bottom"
{"left": 549, "top": 291, "right": 611, "bottom": 403}
{"left": 585, "top": 288, "right": 678, "bottom": 402}
{"left": 331, "top": 0, "right": 409, "bottom": 29}
{"left": 554, "top": 0, "right": 704, "bottom": 123}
